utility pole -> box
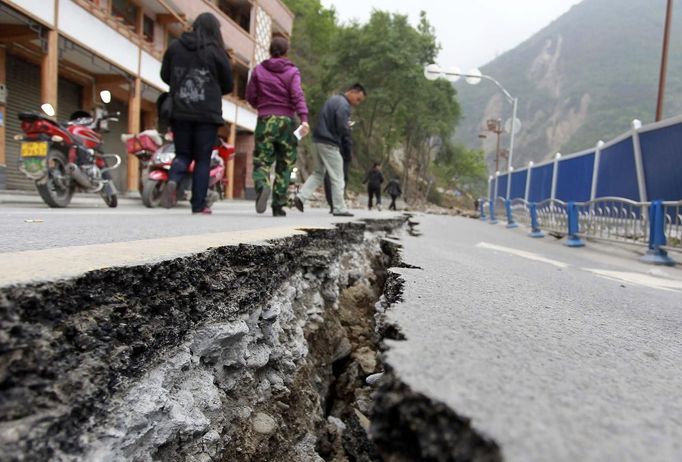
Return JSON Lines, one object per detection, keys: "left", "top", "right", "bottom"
{"left": 656, "top": 0, "right": 674, "bottom": 121}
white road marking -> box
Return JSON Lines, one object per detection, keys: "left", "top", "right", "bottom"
{"left": 476, "top": 242, "right": 569, "bottom": 269}
{"left": 582, "top": 268, "right": 682, "bottom": 292}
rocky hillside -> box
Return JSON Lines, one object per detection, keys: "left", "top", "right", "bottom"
{"left": 454, "top": 0, "right": 682, "bottom": 169}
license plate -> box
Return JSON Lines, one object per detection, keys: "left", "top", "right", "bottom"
{"left": 20, "top": 142, "right": 48, "bottom": 157}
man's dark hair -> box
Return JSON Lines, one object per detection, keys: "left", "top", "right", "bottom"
{"left": 269, "top": 35, "right": 289, "bottom": 58}
{"left": 348, "top": 83, "right": 367, "bottom": 96}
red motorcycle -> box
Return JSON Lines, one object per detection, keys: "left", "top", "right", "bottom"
{"left": 134, "top": 133, "right": 234, "bottom": 208}
{"left": 16, "top": 90, "right": 121, "bottom": 208}
{"left": 121, "top": 129, "right": 165, "bottom": 193}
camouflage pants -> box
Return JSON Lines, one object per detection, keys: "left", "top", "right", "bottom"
{"left": 252, "top": 116, "right": 298, "bottom": 208}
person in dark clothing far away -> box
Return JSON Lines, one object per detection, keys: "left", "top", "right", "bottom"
{"left": 246, "top": 35, "right": 309, "bottom": 217}
{"left": 160, "top": 12, "right": 233, "bottom": 215}
{"left": 294, "top": 83, "right": 367, "bottom": 217}
{"left": 324, "top": 131, "right": 351, "bottom": 213}
{"left": 384, "top": 176, "right": 402, "bottom": 211}
{"left": 363, "top": 161, "right": 384, "bottom": 210}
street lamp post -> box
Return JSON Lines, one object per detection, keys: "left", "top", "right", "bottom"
{"left": 424, "top": 64, "right": 519, "bottom": 199}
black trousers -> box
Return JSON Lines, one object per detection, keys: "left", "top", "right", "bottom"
{"left": 170, "top": 120, "right": 218, "bottom": 213}
{"left": 389, "top": 194, "right": 398, "bottom": 210}
{"left": 368, "top": 185, "right": 381, "bottom": 209}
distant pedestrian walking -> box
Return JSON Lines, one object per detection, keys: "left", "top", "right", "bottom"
{"left": 295, "top": 83, "right": 367, "bottom": 217}
{"left": 247, "top": 35, "right": 309, "bottom": 217}
{"left": 160, "top": 12, "right": 233, "bottom": 214}
{"left": 384, "top": 177, "right": 402, "bottom": 211}
{"left": 363, "top": 162, "right": 384, "bottom": 210}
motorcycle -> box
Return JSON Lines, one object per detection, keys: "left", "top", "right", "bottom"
{"left": 138, "top": 134, "right": 234, "bottom": 208}
{"left": 121, "top": 128, "right": 166, "bottom": 193}
{"left": 15, "top": 90, "right": 121, "bottom": 208}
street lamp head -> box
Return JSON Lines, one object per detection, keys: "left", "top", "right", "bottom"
{"left": 465, "top": 68, "right": 482, "bottom": 85}
{"left": 529, "top": 161, "right": 534, "bottom": 167}
{"left": 632, "top": 119, "right": 642, "bottom": 129}
{"left": 555, "top": 152, "right": 562, "bottom": 159}
{"left": 597, "top": 140, "right": 605, "bottom": 148}
{"left": 424, "top": 63, "right": 443, "bottom": 81}
{"left": 445, "top": 66, "right": 462, "bottom": 83}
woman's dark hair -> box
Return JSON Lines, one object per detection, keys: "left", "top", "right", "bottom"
{"left": 193, "top": 12, "right": 225, "bottom": 52}
{"left": 269, "top": 35, "right": 289, "bottom": 58}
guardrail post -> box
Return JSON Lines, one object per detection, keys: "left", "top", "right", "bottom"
{"left": 505, "top": 199, "right": 519, "bottom": 228}
{"left": 488, "top": 199, "right": 499, "bottom": 225}
{"left": 479, "top": 199, "right": 487, "bottom": 221}
{"left": 565, "top": 201, "right": 585, "bottom": 247}
{"left": 529, "top": 203, "right": 544, "bottom": 238}
{"left": 640, "top": 200, "right": 675, "bottom": 266}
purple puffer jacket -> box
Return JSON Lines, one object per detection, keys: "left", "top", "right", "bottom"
{"left": 246, "top": 58, "right": 309, "bottom": 123}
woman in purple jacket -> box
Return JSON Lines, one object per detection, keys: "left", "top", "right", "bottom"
{"left": 246, "top": 36, "right": 309, "bottom": 216}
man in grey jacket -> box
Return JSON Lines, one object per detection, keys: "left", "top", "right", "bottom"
{"left": 294, "top": 83, "right": 367, "bottom": 217}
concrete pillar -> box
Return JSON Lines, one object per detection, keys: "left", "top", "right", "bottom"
{"left": 0, "top": 45, "right": 6, "bottom": 188}
{"left": 41, "top": 28, "right": 59, "bottom": 113}
{"left": 127, "top": 75, "right": 142, "bottom": 192}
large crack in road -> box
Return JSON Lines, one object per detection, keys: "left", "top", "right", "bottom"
{"left": 0, "top": 217, "right": 500, "bottom": 461}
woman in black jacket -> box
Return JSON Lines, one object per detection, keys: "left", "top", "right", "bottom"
{"left": 160, "top": 12, "right": 233, "bottom": 214}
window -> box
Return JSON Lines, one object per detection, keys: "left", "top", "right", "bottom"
{"left": 111, "top": 0, "right": 139, "bottom": 30}
{"left": 217, "top": 0, "right": 252, "bottom": 33}
{"left": 143, "top": 15, "right": 154, "bottom": 42}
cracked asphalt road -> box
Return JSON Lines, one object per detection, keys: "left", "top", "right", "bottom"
{"left": 387, "top": 214, "right": 682, "bottom": 462}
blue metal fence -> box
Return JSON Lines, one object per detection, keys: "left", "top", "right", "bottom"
{"left": 482, "top": 115, "right": 682, "bottom": 266}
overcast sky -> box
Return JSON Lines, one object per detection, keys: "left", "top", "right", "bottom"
{"left": 320, "top": 0, "right": 583, "bottom": 70}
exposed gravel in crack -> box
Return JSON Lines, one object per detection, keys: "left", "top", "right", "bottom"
{"left": 0, "top": 214, "right": 502, "bottom": 461}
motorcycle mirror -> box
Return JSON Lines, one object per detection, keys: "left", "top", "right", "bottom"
{"left": 41, "top": 103, "right": 56, "bottom": 117}
{"left": 100, "top": 90, "right": 112, "bottom": 104}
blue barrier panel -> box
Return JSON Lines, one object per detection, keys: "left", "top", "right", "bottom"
{"left": 510, "top": 170, "right": 527, "bottom": 200}
{"left": 596, "top": 137, "right": 639, "bottom": 200}
{"left": 528, "top": 163, "right": 554, "bottom": 202}
{"left": 489, "top": 178, "right": 495, "bottom": 202}
{"left": 639, "top": 121, "right": 682, "bottom": 201}
{"left": 555, "top": 152, "right": 595, "bottom": 202}
{"left": 497, "top": 174, "right": 508, "bottom": 199}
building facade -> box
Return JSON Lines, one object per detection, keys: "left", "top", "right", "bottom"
{"left": 0, "top": 0, "right": 293, "bottom": 198}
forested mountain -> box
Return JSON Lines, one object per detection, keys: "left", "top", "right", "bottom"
{"left": 454, "top": 0, "right": 682, "bottom": 169}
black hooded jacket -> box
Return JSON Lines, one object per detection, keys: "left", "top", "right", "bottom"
{"left": 160, "top": 32, "right": 233, "bottom": 125}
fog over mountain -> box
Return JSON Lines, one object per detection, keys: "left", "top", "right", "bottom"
{"left": 453, "top": 0, "right": 682, "bottom": 171}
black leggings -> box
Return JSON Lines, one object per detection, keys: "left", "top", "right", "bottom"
{"left": 368, "top": 186, "right": 381, "bottom": 208}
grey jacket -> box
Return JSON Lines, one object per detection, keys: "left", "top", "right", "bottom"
{"left": 313, "top": 94, "right": 352, "bottom": 149}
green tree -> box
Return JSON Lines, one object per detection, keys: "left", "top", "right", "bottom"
{"left": 281, "top": 2, "right": 486, "bottom": 204}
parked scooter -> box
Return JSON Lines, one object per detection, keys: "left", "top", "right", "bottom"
{"left": 15, "top": 90, "right": 121, "bottom": 208}
{"left": 138, "top": 134, "right": 234, "bottom": 208}
{"left": 121, "top": 129, "right": 165, "bottom": 193}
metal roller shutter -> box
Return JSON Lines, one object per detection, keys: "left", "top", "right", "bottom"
{"left": 5, "top": 55, "right": 41, "bottom": 191}
{"left": 5, "top": 55, "right": 83, "bottom": 191}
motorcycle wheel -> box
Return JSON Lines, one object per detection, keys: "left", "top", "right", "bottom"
{"left": 100, "top": 190, "right": 118, "bottom": 208}
{"left": 142, "top": 178, "right": 164, "bottom": 208}
{"left": 100, "top": 170, "right": 118, "bottom": 208}
{"left": 35, "top": 149, "right": 74, "bottom": 208}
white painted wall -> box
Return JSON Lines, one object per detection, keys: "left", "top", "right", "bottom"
{"left": 237, "top": 106, "right": 257, "bottom": 131}
{"left": 6, "top": 0, "right": 54, "bottom": 25}
{"left": 58, "top": 0, "right": 138, "bottom": 75}
{"left": 222, "top": 99, "right": 257, "bottom": 131}
{"left": 140, "top": 51, "right": 168, "bottom": 92}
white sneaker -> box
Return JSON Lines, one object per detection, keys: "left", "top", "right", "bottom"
{"left": 377, "top": 204, "right": 382, "bottom": 211}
